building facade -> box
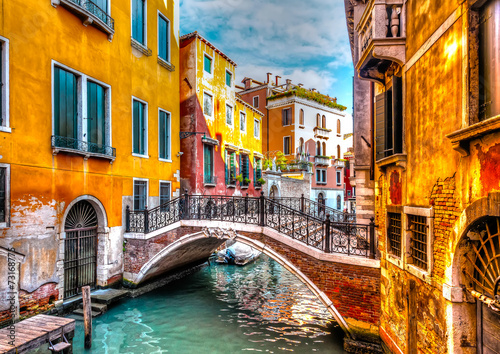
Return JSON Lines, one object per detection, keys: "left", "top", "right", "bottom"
{"left": 0, "top": 0, "right": 181, "bottom": 322}
{"left": 345, "top": 0, "right": 500, "bottom": 352}
{"left": 179, "top": 32, "right": 264, "bottom": 196}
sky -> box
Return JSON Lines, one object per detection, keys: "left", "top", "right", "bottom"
{"left": 179, "top": 0, "right": 354, "bottom": 114}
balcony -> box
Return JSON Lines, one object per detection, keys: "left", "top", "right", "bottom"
{"left": 51, "top": 135, "right": 116, "bottom": 161}
{"left": 280, "top": 161, "right": 311, "bottom": 173}
{"left": 51, "top": 0, "right": 115, "bottom": 40}
{"left": 314, "top": 156, "right": 331, "bottom": 166}
{"left": 355, "top": 0, "right": 405, "bottom": 83}
{"left": 333, "top": 159, "right": 346, "bottom": 169}
{"left": 314, "top": 127, "right": 331, "bottom": 139}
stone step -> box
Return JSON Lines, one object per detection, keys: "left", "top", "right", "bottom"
{"left": 90, "top": 289, "right": 130, "bottom": 305}
{"left": 73, "top": 308, "right": 102, "bottom": 318}
{"left": 79, "top": 302, "right": 107, "bottom": 313}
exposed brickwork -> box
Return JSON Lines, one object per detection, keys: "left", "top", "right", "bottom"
{"left": 430, "top": 176, "right": 460, "bottom": 283}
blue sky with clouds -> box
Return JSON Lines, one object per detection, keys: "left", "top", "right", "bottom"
{"left": 179, "top": 0, "right": 354, "bottom": 113}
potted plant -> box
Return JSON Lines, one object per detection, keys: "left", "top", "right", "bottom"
{"left": 257, "top": 178, "right": 266, "bottom": 185}
{"left": 244, "top": 177, "right": 251, "bottom": 185}
{"left": 235, "top": 174, "right": 243, "bottom": 183}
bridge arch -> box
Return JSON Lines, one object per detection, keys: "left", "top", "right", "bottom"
{"left": 131, "top": 228, "right": 354, "bottom": 338}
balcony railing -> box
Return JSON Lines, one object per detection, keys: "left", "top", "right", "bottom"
{"left": 53, "top": 0, "right": 115, "bottom": 39}
{"left": 314, "top": 127, "right": 331, "bottom": 139}
{"left": 51, "top": 135, "right": 116, "bottom": 160}
{"left": 333, "top": 159, "right": 346, "bottom": 168}
{"left": 280, "top": 162, "right": 311, "bottom": 172}
{"left": 314, "top": 156, "right": 331, "bottom": 166}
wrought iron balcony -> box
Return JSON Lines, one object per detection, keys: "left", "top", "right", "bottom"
{"left": 314, "top": 127, "right": 331, "bottom": 139}
{"left": 355, "top": 0, "right": 405, "bottom": 83}
{"left": 51, "top": 135, "right": 116, "bottom": 161}
{"left": 281, "top": 162, "right": 311, "bottom": 172}
{"left": 52, "top": 0, "right": 115, "bottom": 40}
{"left": 314, "top": 156, "right": 331, "bottom": 166}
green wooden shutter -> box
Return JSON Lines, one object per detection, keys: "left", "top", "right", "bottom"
{"left": 158, "top": 16, "right": 168, "bottom": 61}
{"left": 95, "top": 0, "right": 107, "bottom": 12}
{"left": 54, "top": 67, "right": 77, "bottom": 139}
{"left": 375, "top": 93, "right": 386, "bottom": 161}
{"left": 132, "top": 0, "right": 144, "bottom": 44}
{"left": 230, "top": 153, "right": 236, "bottom": 180}
{"left": 87, "top": 81, "right": 105, "bottom": 146}
{"left": 253, "top": 158, "right": 256, "bottom": 182}
{"left": 159, "top": 111, "right": 170, "bottom": 159}
{"left": 225, "top": 151, "right": 229, "bottom": 184}
{"left": 244, "top": 155, "right": 249, "bottom": 179}
{"left": 204, "top": 56, "right": 211, "bottom": 74}
{"left": 204, "top": 145, "right": 212, "bottom": 182}
{"left": 133, "top": 100, "right": 145, "bottom": 155}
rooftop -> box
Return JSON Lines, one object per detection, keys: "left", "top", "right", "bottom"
{"left": 180, "top": 31, "right": 238, "bottom": 67}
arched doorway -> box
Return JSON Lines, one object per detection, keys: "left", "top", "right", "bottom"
{"left": 64, "top": 200, "right": 99, "bottom": 298}
{"left": 269, "top": 185, "right": 279, "bottom": 199}
{"left": 461, "top": 216, "right": 500, "bottom": 352}
{"left": 318, "top": 193, "right": 325, "bottom": 215}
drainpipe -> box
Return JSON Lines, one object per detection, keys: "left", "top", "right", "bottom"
{"left": 369, "top": 81, "right": 375, "bottom": 181}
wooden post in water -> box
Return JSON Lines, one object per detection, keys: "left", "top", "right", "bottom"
{"left": 82, "top": 285, "right": 92, "bottom": 349}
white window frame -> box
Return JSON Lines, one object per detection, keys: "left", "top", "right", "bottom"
{"left": 157, "top": 11, "right": 171, "bottom": 64}
{"left": 203, "top": 91, "right": 213, "bottom": 118}
{"left": 352, "top": 186, "right": 355, "bottom": 196}
{"left": 282, "top": 108, "right": 292, "bottom": 127}
{"left": 0, "top": 37, "right": 10, "bottom": 133}
{"left": 0, "top": 163, "right": 10, "bottom": 228}
{"left": 158, "top": 108, "right": 171, "bottom": 162}
{"left": 316, "top": 168, "right": 327, "bottom": 184}
{"left": 131, "top": 96, "right": 149, "bottom": 158}
{"left": 131, "top": 0, "right": 148, "bottom": 46}
{"left": 283, "top": 136, "right": 291, "bottom": 155}
{"left": 254, "top": 119, "right": 260, "bottom": 139}
{"left": 159, "top": 180, "right": 172, "bottom": 204}
{"left": 226, "top": 104, "right": 233, "bottom": 126}
{"left": 253, "top": 96, "right": 259, "bottom": 108}
{"left": 51, "top": 60, "right": 112, "bottom": 147}
{"left": 225, "top": 69, "right": 232, "bottom": 87}
{"left": 203, "top": 52, "right": 213, "bottom": 76}
{"left": 403, "top": 206, "right": 434, "bottom": 283}
{"left": 336, "top": 171, "right": 342, "bottom": 185}
{"left": 133, "top": 177, "right": 149, "bottom": 211}
{"left": 239, "top": 111, "right": 246, "bottom": 132}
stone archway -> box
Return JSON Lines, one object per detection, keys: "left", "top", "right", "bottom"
{"left": 269, "top": 184, "right": 280, "bottom": 199}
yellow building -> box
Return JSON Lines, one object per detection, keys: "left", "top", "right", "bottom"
{"left": 180, "top": 32, "right": 264, "bottom": 196}
{"left": 0, "top": 0, "right": 180, "bottom": 321}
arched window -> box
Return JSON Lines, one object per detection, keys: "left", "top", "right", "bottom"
{"left": 322, "top": 115, "right": 326, "bottom": 128}
{"left": 299, "top": 109, "right": 304, "bottom": 125}
{"left": 316, "top": 141, "right": 321, "bottom": 156}
{"left": 337, "top": 119, "right": 341, "bottom": 134}
{"left": 322, "top": 142, "right": 327, "bottom": 156}
{"left": 316, "top": 114, "right": 321, "bottom": 127}
{"left": 299, "top": 137, "right": 304, "bottom": 154}
{"left": 337, "top": 145, "right": 341, "bottom": 159}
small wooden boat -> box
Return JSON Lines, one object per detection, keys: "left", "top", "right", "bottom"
{"left": 215, "top": 241, "right": 261, "bottom": 266}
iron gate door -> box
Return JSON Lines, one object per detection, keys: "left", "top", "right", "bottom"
{"left": 64, "top": 226, "right": 98, "bottom": 298}
{"left": 478, "top": 302, "right": 500, "bottom": 354}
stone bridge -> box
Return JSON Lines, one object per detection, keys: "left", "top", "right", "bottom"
{"left": 123, "top": 195, "right": 381, "bottom": 344}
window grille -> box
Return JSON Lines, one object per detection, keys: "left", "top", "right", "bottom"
{"left": 408, "top": 214, "right": 427, "bottom": 269}
{"left": 388, "top": 213, "right": 402, "bottom": 257}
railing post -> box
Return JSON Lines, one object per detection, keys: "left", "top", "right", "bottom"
{"left": 260, "top": 191, "right": 265, "bottom": 226}
{"left": 301, "top": 194, "right": 305, "bottom": 213}
{"left": 245, "top": 193, "right": 248, "bottom": 224}
{"left": 144, "top": 205, "right": 149, "bottom": 234}
{"left": 324, "top": 213, "right": 331, "bottom": 253}
{"left": 369, "top": 217, "right": 376, "bottom": 259}
{"left": 183, "top": 189, "right": 189, "bottom": 220}
{"left": 125, "top": 205, "right": 130, "bottom": 232}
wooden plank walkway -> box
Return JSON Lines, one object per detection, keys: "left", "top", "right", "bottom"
{"left": 0, "top": 314, "right": 75, "bottom": 353}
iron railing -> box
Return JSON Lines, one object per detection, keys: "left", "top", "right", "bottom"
{"left": 126, "top": 193, "right": 375, "bottom": 258}
{"left": 52, "top": 135, "right": 116, "bottom": 157}
{"left": 67, "top": 0, "right": 114, "bottom": 30}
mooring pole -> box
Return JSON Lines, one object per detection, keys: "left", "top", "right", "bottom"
{"left": 82, "top": 285, "right": 92, "bottom": 349}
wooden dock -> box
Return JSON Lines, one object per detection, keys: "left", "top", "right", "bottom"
{"left": 0, "top": 314, "right": 75, "bottom": 353}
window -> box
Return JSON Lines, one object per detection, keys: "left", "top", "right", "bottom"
{"left": 316, "top": 113, "right": 321, "bottom": 127}
{"left": 204, "top": 144, "right": 214, "bottom": 184}
{"left": 337, "top": 119, "right": 341, "bottom": 135}
{"left": 240, "top": 111, "right": 246, "bottom": 132}
{"left": 388, "top": 213, "right": 402, "bottom": 257}
{"left": 337, "top": 145, "right": 341, "bottom": 159}
{"left": 282, "top": 108, "right": 292, "bottom": 126}
{"left": 336, "top": 171, "right": 341, "bottom": 185}
{"left": 53, "top": 63, "right": 113, "bottom": 157}
{"left": 299, "top": 109, "right": 304, "bottom": 125}
{"left": 283, "top": 136, "right": 291, "bottom": 155}
{"left": 133, "top": 179, "right": 148, "bottom": 210}
{"left": 204, "top": 54, "right": 212, "bottom": 74}
{"left": 253, "top": 96, "right": 259, "bottom": 108}
{"left": 408, "top": 215, "right": 428, "bottom": 270}
{"left": 298, "top": 138, "right": 304, "bottom": 154}
{"left": 316, "top": 141, "right": 321, "bottom": 155}
{"left": 352, "top": 187, "right": 355, "bottom": 196}
{"left": 254, "top": 119, "right": 260, "bottom": 138}
{"left": 159, "top": 109, "right": 170, "bottom": 160}
{"left": 375, "top": 77, "right": 403, "bottom": 161}
{"left": 203, "top": 92, "right": 213, "bottom": 117}
{"left": 322, "top": 142, "right": 327, "bottom": 156}
{"left": 159, "top": 181, "right": 170, "bottom": 211}
{"left": 254, "top": 158, "right": 262, "bottom": 186}
{"left": 226, "top": 70, "right": 232, "bottom": 87}
{"left": 322, "top": 115, "right": 326, "bottom": 128}
{"left": 316, "top": 169, "right": 326, "bottom": 184}
{"left": 0, "top": 38, "right": 9, "bottom": 131}
{"left": 337, "top": 195, "right": 341, "bottom": 209}
{"left": 0, "top": 165, "right": 8, "bottom": 225}
{"left": 132, "top": 99, "right": 147, "bottom": 156}
{"left": 226, "top": 104, "right": 233, "bottom": 125}
{"left": 347, "top": 190, "right": 351, "bottom": 197}
{"left": 158, "top": 13, "right": 170, "bottom": 62}
{"left": 132, "top": 0, "right": 146, "bottom": 45}
{"left": 225, "top": 151, "right": 237, "bottom": 185}
{"left": 240, "top": 154, "right": 249, "bottom": 186}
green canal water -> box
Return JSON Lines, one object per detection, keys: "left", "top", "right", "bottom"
{"left": 71, "top": 255, "right": 346, "bottom": 353}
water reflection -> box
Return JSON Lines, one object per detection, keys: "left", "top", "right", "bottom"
{"left": 72, "top": 255, "right": 345, "bottom": 353}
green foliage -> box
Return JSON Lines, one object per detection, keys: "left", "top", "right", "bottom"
{"left": 263, "top": 159, "right": 272, "bottom": 170}
{"left": 268, "top": 87, "right": 347, "bottom": 111}
{"left": 276, "top": 151, "right": 288, "bottom": 170}
{"left": 235, "top": 174, "right": 243, "bottom": 182}
{"left": 257, "top": 178, "right": 266, "bottom": 185}
{"left": 244, "top": 177, "right": 251, "bottom": 184}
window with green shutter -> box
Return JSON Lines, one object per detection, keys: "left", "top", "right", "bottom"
{"left": 0, "top": 42, "right": 3, "bottom": 127}
{"left": 158, "top": 14, "right": 169, "bottom": 62}
{"left": 204, "top": 144, "right": 214, "bottom": 184}
{"left": 226, "top": 71, "right": 232, "bottom": 86}
{"left": 133, "top": 180, "right": 147, "bottom": 210}
{"left": 132, "top": 0, "right": 145, "bottom": 44}
{"left": 241, "top": 154, "right": 249, "bottom": 181}
{"left": 159, "top": 110, "right": 170, "bottom": 160}
{"left": 240, "top": 112, "right": 246, "bottom": 132}
{"left": 159, "top": 182, "right": 170, "bottom": 211}
{"left": 54, "top": 67, "right": 78, "bottom": 139}
{"left": 95, "top": 0, "right": 108, "bottom": 13}
{"left": 0, "top": 167, "right": 5, "bottom": 223}
{"left": 133, "top": 100, "right": 146, "bottom": 155}
{"left": 87, "top": 81, "right": 106, "bottom": 147}
{"left": 204, "top": 55, "right": 212, "bottom": 74}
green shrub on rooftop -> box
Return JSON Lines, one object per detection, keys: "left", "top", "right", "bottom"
{"left": 268, "top": 87, "right": 347, "bottom": 111}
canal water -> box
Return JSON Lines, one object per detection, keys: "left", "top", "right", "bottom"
{"left": 72, "top": 255, "right": 346, "bottom": 353}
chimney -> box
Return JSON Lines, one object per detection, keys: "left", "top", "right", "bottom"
{"left": 286, "top": 79, "right": 292, "bottom": 90}
{"left": 334, "top": 97, "right": 337, "bottom": 103}
{"left": 266, "top": 72, "right": 272, "bottom": 84}
{"left": 311, "top": 88, "right": 317, "bottom": 93}
{"left": 298, "top": 83, "right": 304, "bottom": 87}
{"left": 243, "top": 78, "right": 252, "bottom": 90}
{"left": 275, "top": 75, "right": 281, "bottom": 86}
